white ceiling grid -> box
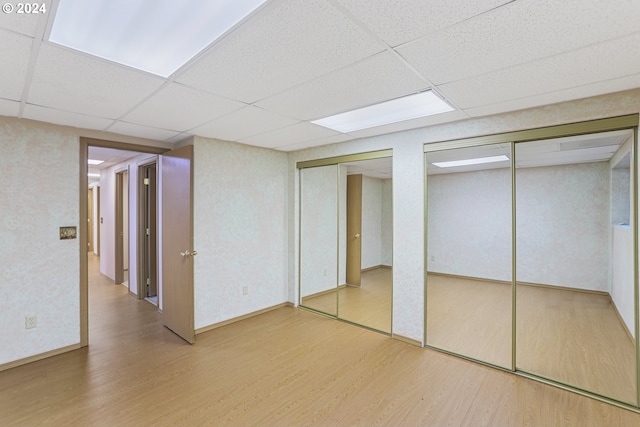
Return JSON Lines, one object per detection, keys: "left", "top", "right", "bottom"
{"left": 0, "top": 0, "right": 639, "bottom": 151}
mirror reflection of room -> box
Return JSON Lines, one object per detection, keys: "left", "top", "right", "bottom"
{"left": 515, "top": 130, "right": 636, "bottom": 405}
{"left": 339, "top": 157, "right": 393, "bottom": 333}
{"left": 299, "top": 164, "right": 339, "bottom": 316}
{"left": 426, "top": 143, "right": 513, "bottom": 369}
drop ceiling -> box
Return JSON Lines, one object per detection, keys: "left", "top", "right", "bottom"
{"left": 1, "top": 0, "right": 640, "bottom": 151}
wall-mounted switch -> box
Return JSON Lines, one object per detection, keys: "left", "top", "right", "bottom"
{"left": 242, "top": 286, "right": 248, "bottom": 295}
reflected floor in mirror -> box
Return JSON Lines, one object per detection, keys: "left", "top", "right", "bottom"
{"left": 426, "top": 274, "right": 512, "bottom": 368}
{"left": 426, "top": 274, "right": 636, "bottom": 404}
{"left": 301, "top": 268, "right": 392, "bottom": 333}
{"left": 339, "top": 267, "right": 392, "bottom": 333}
{"left": 517, "top": 285, "right": 636, "bottom": 404}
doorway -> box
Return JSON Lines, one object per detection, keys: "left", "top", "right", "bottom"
{"left": 115, "top": 169, "right": 129, "bottom": 286}
{"left": 139, "top": 162, "right": 158, "bottom": 305}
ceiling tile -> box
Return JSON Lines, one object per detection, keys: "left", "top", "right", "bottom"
{"left": 27, "top": 43, "right": 166, "bottom": 118}
{"left": 0, "top": 30, "right": 32, "bottom": 100}
{"left": 0, "top": 8, "right": 42, "bottom": 36}
{"left": 239, "top": 122, "right": 341, "bottom": 149}
{"left": 255, "top": 51, "right": 429, "bottom": 120}
{"left": 438, "top": 32, "right": 640, "bottom": 109}
{"left": 23, "top": 104, "right": 115, "bottom": 130}
{"left": 191, "top": 105, "right": 299, "bottom": 141}
{"left": 122, "top": 83, "right": 245, "bottom": 132}
{"left": 335, "top": 0, "right": 511, "bottom": 47}
{"left": 176, "top": 0, "right": 384, "bottom": 103}
{"left": 346, "top": 109, "right": 468, "bottom": 139}
{"left": 398, "top": 0, "right": 640, "bottom": 85}
{"left": 277, "top": 133, "right": 354, "bottom": 151}
{"left": 464, "top": 73, "right": 640, "bottom": 118}
{"left": 0, "top": 98, "right": 20, "bottom": 116}
{"left": 108, "top": 121, "right": 181, "bottom": 142}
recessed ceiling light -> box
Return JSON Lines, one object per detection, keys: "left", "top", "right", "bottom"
{"left": 88, "top": 159, "right": 104, "bottom": 165}
{"left": 432, "top": 155, "right": 510, "bottom": 168}
{"left": 311, "top": 91, "right": 454, "bottom": 133}
{"left": 88, "top": 173, "right": 101, "bottom": 177}
{"left": 49, "top": 0, "right": 268, "bottom": 77}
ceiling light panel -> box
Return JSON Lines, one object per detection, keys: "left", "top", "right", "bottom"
{"left": 432, "top": 155, "right": 509, "bottom": 168}
{"left": 49, "top": 0, "right": 268, "bottom": 77}
{"left": 87, "top": 159, "right": 104, "bottom": 165}
{"left": 312, "top": 91, "right": 454, "bottom": 133}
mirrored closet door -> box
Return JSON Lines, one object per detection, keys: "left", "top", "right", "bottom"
{"left": 299, "top": 152, "right": 393, "bottom": 334}
{"left": 425, "top": 143, "right": 513, "bottom": 369}
{"left": 515, "top": 130, "right": 637, "bottom": 404}
{"left": 300, "top": 164, "right": 339, "bottom": 316}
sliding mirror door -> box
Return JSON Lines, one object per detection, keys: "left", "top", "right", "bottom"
{"left": 426, "top": 143, "right": 513, "bottom": 368}
{"left": 338, "top": 157, "right": 393, "bottom": 333}
{"left": 300, "top": 165, "right": 339, "bottom": 316}
{"left": 515, "top": 130, "right": 637, "bottom": 404}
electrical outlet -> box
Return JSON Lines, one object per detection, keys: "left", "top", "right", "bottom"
{"left": 242, "top": 286, "right": 248, "bottom": 295}
{"left": 323, "top": 269, "right": 327, "bottom": 276}
{"left": 25, "top": 315, "right": 37, "bottom": 329}
{"left": 430, "top": 256, "right": 435, "bottom": 262}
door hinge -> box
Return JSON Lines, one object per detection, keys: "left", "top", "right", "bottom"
{"left": 146, "top": 228, "right": 150, "bottom": 236}
{"left": 146, "top": 278, "right": 151, "bottom": 285}
{"left": 144, "top": 178, "right": 150, "bottom": 185}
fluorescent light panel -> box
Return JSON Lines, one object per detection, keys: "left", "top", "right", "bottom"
{"left": 432, "top": 155, "right": 510, "bottom": 168}
{"left": 87, "top": 173, "right": 101, "bottom": 177}
{"left": 88, "top": 159, "right": 103, "bottom": 165}
{"left": 312, "top": 91, "right": 454, "bottom": 133}
{"left": 49, "top": 0, "right": 268, "bottom": 77}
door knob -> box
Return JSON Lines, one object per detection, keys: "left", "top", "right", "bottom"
{"left": 180, "top": 250, "right": 191, "bottom": 257}
{"left": 355, "top": 233, "right": 360, "bottom": 238}
{"left": 191, "top": 250, "right": 198, "bottom": 256}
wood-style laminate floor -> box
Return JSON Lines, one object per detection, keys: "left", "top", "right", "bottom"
{"left": 427, "top": 274, "right": 637, "bottom": 405}
{"left": 1, "top": 257, "right": 640, "bottom": 426}
{"left": 301, "top": 267, "right": 392, "bottom": 332}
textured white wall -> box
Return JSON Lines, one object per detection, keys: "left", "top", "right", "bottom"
{"left": 381, "top": 179, "right": 393, "bottom": 266}
{"left": 361, "top": 175, "right": 383, "bottom": 269}
{"left": 427, "top": 168, "right": 512, "bottom": 281}
{"left": 516, "top": 162, "right": 610, "bottom": 291}
{"left": 193, "top": 137, "right": 288, "bottom": 329}
{"left": 300, "top": 165, "right": 339, "bottom": 297}
{"left": 0, "top": 119, "right": 80, "bottom": 365}
{"left": 428, "top": 163, "right": 610, "bottom": 291}
{"left": 611, "top": 225, "right": 634, "bottom": 337}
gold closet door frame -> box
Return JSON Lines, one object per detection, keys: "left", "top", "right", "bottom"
{"left": 297, "top": 149, "right": 393, "bottom": 335}
{"left": 423, "top": 114, "right": 640, "bottom": 411}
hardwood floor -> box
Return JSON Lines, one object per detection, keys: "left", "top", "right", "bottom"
{"left": 1, "top": 258, "right": 640, "bottom": 426}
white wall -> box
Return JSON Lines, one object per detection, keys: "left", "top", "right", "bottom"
{"left": 360, "top": 176, "right": 392, "bottom": 269}
{"left": 361, "top": 176, "right": 383, "bottom": 269}
{"left": 300, "top": 165, "right": 339, "bottom": 297}
{"left": 427, "top": 162, "right": 610, "bottom": 291}
{"left": 427, "top": 167, "right": 512, "bottom": 281}
{"left": 192, "top": 137, "right": 288, "bottom": 330}
{"left": 516, "top": 162, "right": 610, "bottom": 291}
{"left": 0, "top": 118, "right": 80, "bottom": 365}
{"left": 381, "top": 179, "right": 392, "bottom": 266}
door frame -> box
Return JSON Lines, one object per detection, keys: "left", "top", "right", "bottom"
{"left": 79, "top": 138, "right": 168, "bottom": 347}
{"left": 137, "top": 160, "right": 158, "bottom": 300}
